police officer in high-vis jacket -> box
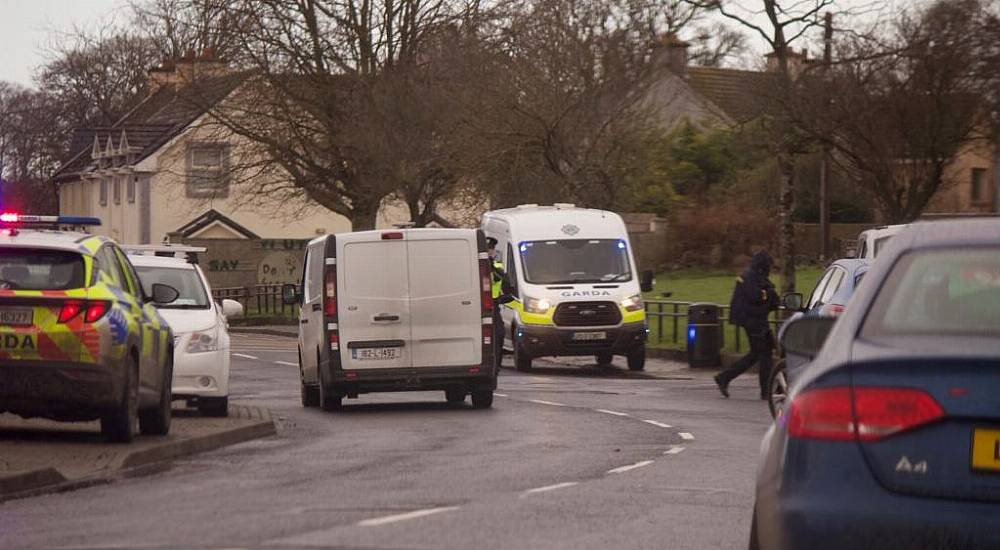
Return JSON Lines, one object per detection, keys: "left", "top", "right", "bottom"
{"left": 486, "top": 237, "right": 508, "bottom": 373}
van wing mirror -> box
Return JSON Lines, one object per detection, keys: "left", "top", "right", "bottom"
{"left": 781, "top": 317, "right": 836, "bottom": 359}
{"left": 640, "top": 270, "right": 655, "bottom": 293}
{"left": 281, "top": 283, "right": 300, "bottom": 305}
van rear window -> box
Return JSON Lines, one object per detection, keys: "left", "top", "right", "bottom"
{"left": 0, "top": 248, "right": 85, "bottom": 290}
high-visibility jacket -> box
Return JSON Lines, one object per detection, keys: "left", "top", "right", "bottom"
{"left": 491, "top": 260, "right": 505, "bottom": 299}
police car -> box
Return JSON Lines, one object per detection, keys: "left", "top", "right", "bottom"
{"left": 125, "top": 245, "right": 243, "bottom": 417}
{"left": 0, "top": 214, "right": 178, "bottom": 442}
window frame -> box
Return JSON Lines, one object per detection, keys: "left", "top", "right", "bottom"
{"left": 186, "top": 143, "right": 230, "bottom": 199}
{"left": 99, "top": 179, "right": 108, "bottom": 206}
{"left": 127, "top": 177, "right": 136, "bottom": 204}
{"left": 971, "top": 167, "right": 988, "bottom": 204}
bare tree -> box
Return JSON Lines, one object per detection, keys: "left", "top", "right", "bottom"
{"left": 130, "top": 0, "right": 257, "bottom": 63}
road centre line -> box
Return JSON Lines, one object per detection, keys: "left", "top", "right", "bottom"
{"left": 642, "top": 419, "right": 673, "bottom": 428}
{"left": 357, "top": 506, "right": 460, "bottom": 527}
{"left": 607, "top": 460, "right": 654, "bottom": 474}
{"left": 679, "top": 432, "right": 695, "bottom": 441}
{"left": 595, "top": 409, "right": 630, "bottom": 417}
{"left": 528, "top": 399, "right": 567, "bottom": 407}
{"left": 274, "top": 361, "right": 298, "bottom": 367}
{"left": 232, "top": 353, "right": 258, "bottom": 360}
{"left": 664, "top": 446, "right": 686, "bottom": 455}
{"left": 522, "top": 482, "right": 579, "bottom": 496}
{"left": 493, "top": 393, "right": 508, "bottom": 397}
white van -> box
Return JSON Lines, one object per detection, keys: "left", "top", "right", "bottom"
{"left": 482, "top": 204, "right": 653, "bottom": 371}
{"left": 283, "top": 228, "right": 497, "bottom": 410}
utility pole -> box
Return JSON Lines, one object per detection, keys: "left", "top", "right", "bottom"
{"left": 819, "top": 12, "right": 833, "bottom": 262}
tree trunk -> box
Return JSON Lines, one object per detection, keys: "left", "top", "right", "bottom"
{"left": 777, "top": 150, "right": 796, "bottom": 296}
{"left": 349, "top": 202, "right": 380, "bottom": 231}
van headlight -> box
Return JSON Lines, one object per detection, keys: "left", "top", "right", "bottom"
{"left": 523, "top": 296, "right": 552, "bottom": 314}
{"left": 185, "top": 328, "right": 219, "bottom": 354}
{"left": 621, "top": 294, "right": 644, "bottom": 312}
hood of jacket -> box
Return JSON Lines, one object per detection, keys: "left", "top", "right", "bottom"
{"left": 749, "top": 250, "right": 773, "bottom": 277}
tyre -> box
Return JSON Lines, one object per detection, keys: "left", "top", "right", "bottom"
{"left": 198, "top": 396, "right": 229, "bottom": 417}
{"left": 445, "top": 390, "right": 466, "bottom": 404}
{"left": 139, "top": 356, "right": 173, "bottom": 435}
{"left": 768, "top": 360, "right": 788, "bottom": 419}
{"left": 299, "top": 350, "right": 319, "bottom": 407}
{"left": 595, "top": 352, "right": 613, "bottom": 366}
{"left": 318, "top": 363, "right": 342, "bottom": 412}
{"left": 471, "top": 390, "right": 494, "bottom": 409}
{"left": 102, "top": 354, "right": 139, "bottom": 443}
{"left": 627, "top": 344, "right": 645, "bottom": 371}
{"left": 513, "top": 328, "right": 533, "bottom": 372}
{"left": 748, "top": 504, "right": 761, "bottom": 550}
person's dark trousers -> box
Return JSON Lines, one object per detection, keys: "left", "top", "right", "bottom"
{"left": 493, "top": 307, "right": 504, "bottom": 375}
{"left": 717, "top": 327, "right": 774, "bottom": 397}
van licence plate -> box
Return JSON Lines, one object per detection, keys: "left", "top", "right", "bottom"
{"left": 0, "top": 308, "right": 33, "bottom": 326}
{"left": 572, "top": 331, "right": 607, "bottom": 341}
{"left": 352, "top": 347, "right": 401, "bottom": 361}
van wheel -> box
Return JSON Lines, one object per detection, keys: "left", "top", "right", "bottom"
{"left": 471, "top": 390, "right": 494, "bottom": 409}
{"left": 318, "top": 365, "right": 342, "bottom": 412}
{"left": 139, "top": 356, "right": 172, "bottom": 435}
{"left": 102, "top": 354, "right": 138, "bottom": 443}
{"left": 595, "top": 352, "right": 613, "bottom": 366}
{"left": 299, "top": 349, "right": 319, "bottom": 407}
{"left": 445, "top": 390, "right": 466, "bottom": 404}
{"left": 627, "top": 345, "right": 646, "bottom": 371}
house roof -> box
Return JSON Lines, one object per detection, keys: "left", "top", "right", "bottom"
{"left": 175, "top": 209, "right": 260, "bottom": 240}
{"left": 687, "top": 67, "right": 769, "bottom": 125}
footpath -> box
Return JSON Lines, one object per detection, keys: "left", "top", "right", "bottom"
{"left": 0, "top": 404, "right": 275, "bottom": 501}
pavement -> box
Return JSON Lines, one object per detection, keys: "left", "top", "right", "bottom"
{"left": 0, "top": 332, "right": 772, "bottom": 549}
{"left": 0, "top": 404, "right": 275, "bottom": 501}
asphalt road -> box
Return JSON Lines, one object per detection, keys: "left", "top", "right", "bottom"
{"left": 0, "top": 334, "right": 772, "bottom": 549}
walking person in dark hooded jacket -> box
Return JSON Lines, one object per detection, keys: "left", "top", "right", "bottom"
{"left": 714, "top": 251, "right": 779, "bottom": 399}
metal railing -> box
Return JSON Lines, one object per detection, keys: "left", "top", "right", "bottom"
{"left": 211, "top": 284, "right": 300, "bottom": 318}
{"left": 643, "top": 300, "right": 786, "bottom": 353}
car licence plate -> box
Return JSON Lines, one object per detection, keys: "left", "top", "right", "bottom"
{"left": 971, "top": 428, "right": 1000, "bottom": 472}
{"left": 572, "top": 331, "right": 607, "bottom": 341}
{"left": 352, "top": 347, "right": 400, "bottom": 361}
{"left": 0, "top": 308, "right": 33, "bottom": 326}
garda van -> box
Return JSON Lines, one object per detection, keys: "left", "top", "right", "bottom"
{"left": 282, "top": 228, "right": 497, "bottom": 410}
{"left": 482, "top": 204, "right": 654, "bottom": 371}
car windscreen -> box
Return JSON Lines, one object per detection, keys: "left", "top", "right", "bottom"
{"left": 0, "top": 248, "right": 85, "bottom": 290}
{"left": 519, "top": 239, "right": 631, "bottom": 285}
{"left": 134, "top": 266, "right": 209, "bottom": 309}
{"left": 861, "top": 247, "right": 1000, "bottom": 339}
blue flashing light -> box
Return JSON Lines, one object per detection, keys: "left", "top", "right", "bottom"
{"left": 687, "top": 327, "right": 697, "bottom": 343}
{"left": 617, "top": 240, "right": 626, "bottom": 249}
{"left": 519, "top": 243, "right": 527, "bottom": 253}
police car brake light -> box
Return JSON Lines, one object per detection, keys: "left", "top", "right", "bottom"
{"left": 58, "top": 300, "right": 110, "bottom": 324}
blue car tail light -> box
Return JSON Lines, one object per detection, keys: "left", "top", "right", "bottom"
{"left": 787, "top": 386, "right": 945, "bottom": 442}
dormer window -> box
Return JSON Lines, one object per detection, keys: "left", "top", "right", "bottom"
{"left": 186, "top": 143, "right": 229, "bottom": 198}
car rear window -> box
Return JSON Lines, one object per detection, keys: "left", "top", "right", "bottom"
{"left": 0, "top": 248, "right": 85, "bottom": 290}
{"left": 861, "top": 247, "right": 1000, "bottom": 338}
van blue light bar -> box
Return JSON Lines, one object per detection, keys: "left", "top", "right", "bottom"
{"left": 0, "top": 213, "right": 102, "bottom": 226}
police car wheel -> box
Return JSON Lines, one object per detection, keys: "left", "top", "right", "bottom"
{"left": 471, "top": 390, "right": 494, "bottom": 409}
{"left": 102, "top": 355, "right": 139, "bottom": 443}
{"left": 626, "top": 345, "right": 646, "bottom": 371}
{"left": 140, "top": 358, "right": 173, "bottom": 435}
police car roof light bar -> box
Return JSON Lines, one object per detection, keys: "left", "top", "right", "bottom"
{"left": 0, "top": 212, "right": 102, "bottom": 226}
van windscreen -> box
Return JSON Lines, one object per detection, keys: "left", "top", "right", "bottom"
{"left": 519, "top": 239, "right": 631, "bottom": 285}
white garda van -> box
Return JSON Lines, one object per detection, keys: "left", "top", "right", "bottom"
{"left": 283, "top": 228, "right": 497, "bottom": 410}
{"left": 482, "top": 204, "right": 654, "bottom": 371}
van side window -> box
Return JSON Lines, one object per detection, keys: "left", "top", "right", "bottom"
{"left": 505, "top": 243, "right": 519, "bottom": 297}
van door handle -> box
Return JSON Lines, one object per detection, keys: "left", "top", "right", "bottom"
{"left": 312, "top": 303, "right": 322, "bottom": 312}
{"left": 373, "top": 314, "right": 400, "bottom": 322}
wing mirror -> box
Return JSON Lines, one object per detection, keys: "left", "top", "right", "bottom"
{"left": 640, "top": 269, "right": 655, "bottom": 293}
{"left": 221, "top": 299, "right": 244, "bottom": 318}
{"left": 497, "top": 294, "right": 515, "bottom": 305}
{"left": 782, "top": 292, "right": 804, "bottom": 312}
{"left": 150, "top": 283, "right": 179, "bottom": 305}
{"left": 281, "top": 283, "right": 300, "bottom": 305}
{"left": 781, "top": 317, "right": 836, "bottom": 359}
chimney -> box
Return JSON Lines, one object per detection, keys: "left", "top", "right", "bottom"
{"left": 765, "top": 47, "right": 808, "bottom": 78}
{"left": 147, "top": 48, "right": 228, "bottom": 93}
{"left": 654, "top": 33, "right": 690, "bottom": 77}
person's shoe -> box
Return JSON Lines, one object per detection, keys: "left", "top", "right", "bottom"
{"left": 714, "top": 375, "right": 730, "bottom": 398}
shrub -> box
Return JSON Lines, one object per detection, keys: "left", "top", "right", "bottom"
{"left": 671, "top": 200, "right": 778, "bottom": 267}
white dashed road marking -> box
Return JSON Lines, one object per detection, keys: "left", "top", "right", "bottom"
{"left": 679, "top": 432, "right": 695, "bottom": 441}
{"left": 664, "top": 446, "right": 686, "bottom": 455}
{"left": 607, "top": 460, "right": 654, "bottom": 474}
{"left": 522, "top": 482, "right": 579, "bottom": 496}
{"left": 595, "top": 409, "right": 630, "bottom": 417}
{"left": 493, "top": 393, "right": 508, "bottom": 397}
{"left": 274, "top": 361, "right": 298, "bottom": 367}
{"left": 642, "top": 419, "right": 673, "bottom": 428}
{"left": 232, "top": 353, "right": 258, "bottom": 360}
{"left": 357, "top": 506, "right": 460, "bottom": 527}
{"left": 528, "top": 399, "right": 567, "bottom": 407}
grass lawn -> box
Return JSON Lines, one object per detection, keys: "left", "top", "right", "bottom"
{"left": 641, "top": 266, "right": 824, "bottom": 352}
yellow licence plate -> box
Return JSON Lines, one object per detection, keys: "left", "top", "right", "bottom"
{"left": 971, "top": 428, "right": 1000, "bottom": 472}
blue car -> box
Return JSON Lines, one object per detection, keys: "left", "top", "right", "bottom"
{"left": 768, "top": 258, "right": 870, "bottom": 417}
{"left": 751, "top": 218, "right": 1000, "bottom": 550}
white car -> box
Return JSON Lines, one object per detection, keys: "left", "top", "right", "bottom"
{"left": 855, "top": 224, "right": 908, "bottom": 260}
{"left": 127, "top": 248, "right": 243, "bottom": 416}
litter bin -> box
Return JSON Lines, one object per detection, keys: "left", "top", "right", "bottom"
{"left": 687, "top": 303, "right": 721, "bottom": 368}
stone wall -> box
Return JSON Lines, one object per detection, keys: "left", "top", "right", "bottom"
{"left": 183, "top": 238, "right": 308, "bottom": 290}
{"left": 623, "top": 213, "right": 675, "bottom": 272}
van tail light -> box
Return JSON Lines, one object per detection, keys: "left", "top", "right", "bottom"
{"left": 329, "top": 330, "right": 339, "bottom": 351}
{"left": 819, "top": 303, "right": 846, "bottom": 317}
{"left": 479, "top": 259, "right": 493, "bottom": 313}
{"left": 324, "top": 266, "right": 337, "bottom": 316}
{"left": 787, "top": 386, "right": 944, "bottom": 442}
{"left": 58, "top": 300, "right": 110, "bottom": 324}
{"left": 381, "top": 231, "right": 404, "bottom": 240}
{"left": 482, "top": 322, "right": 493, "bottom": 346}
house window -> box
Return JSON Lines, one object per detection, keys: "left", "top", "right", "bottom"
{"left": 113, "top": 177, "right": 121, "bottom": 205}
{"left": 127, "top": 177, "right": 136, "bottom": 204}
{"left": 99, "top": 179, "right": 108, "bottom": 206}
{"left": 186, "top": 144, "right": 229, "bottom": 198}
{"left": 971, "top": 168, "right": 987, "bottom": 204}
